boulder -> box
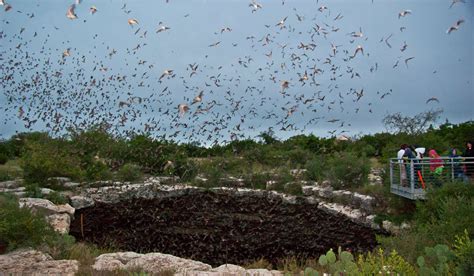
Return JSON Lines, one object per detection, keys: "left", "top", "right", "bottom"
{"left": 70, "top": 195, "right": 95, "bottom": 209}
{"left": 175, "top": 264, "right": 283, "bottom": 276}
{"left": 19, "top": 198, "right": 75, "bottom": 216}
{"left": 47, "top": 177, "right": 71, "bottom": 187}
{"left": 0, "top": 180, "right": 21, "bottom": 189}
{"left": 92, "top": 252, "right": 212, "bottom": 273}
{"left": 46, "top": 213, "right": 71, "bottom": 234}
{"left": 0, "top": 186, "right": 26, "bottom": 195}
{"left": 0, "top": 249, "right": 79, "bottom": 276}
{"left": 19, "top": 198, "right": 75, "bottom": 233}
{"left": 63, "top": 182, "right": 81, "bottom": 189}
{"left": 41, "top": 188, "right": 54, "bottom": 195}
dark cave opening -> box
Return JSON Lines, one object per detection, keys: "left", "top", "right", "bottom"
{"left": 70, "top": 189, "right": 382, "bottom": 266}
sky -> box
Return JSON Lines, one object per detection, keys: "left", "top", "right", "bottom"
{"left": 0, "top": 0, "right": 473, "bottom": 144}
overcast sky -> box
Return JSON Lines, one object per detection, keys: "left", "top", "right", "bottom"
{"left": 0, "top": 0, "right": 472, "bottom": 143}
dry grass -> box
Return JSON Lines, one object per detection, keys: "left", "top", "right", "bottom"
{"left": 243, "top": 258, "right": 273, "bottom": 270}
{"left": 67, "top": 242, "right": 117, "bottom": 276}
{"left": 0, "top": 159, "right": 23, "bottom": 181}
{"left": 275, "top": 256, "right": 319, "bottom": 274}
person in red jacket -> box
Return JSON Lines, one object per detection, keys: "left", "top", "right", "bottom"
{"left": 429, "top": 149, "right": 444, "bottom": 174}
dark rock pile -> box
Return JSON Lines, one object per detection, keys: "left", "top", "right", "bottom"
{"left": 70, "top": 189, "right": 383, "bottom": 266}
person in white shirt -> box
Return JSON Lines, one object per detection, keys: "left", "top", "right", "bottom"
{"left": 397, "top": 144, "right": 408, "bottom": 186}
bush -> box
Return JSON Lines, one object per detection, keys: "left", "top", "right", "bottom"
{"left": 357, "top": 248, "right": 417, "bottom": 275}
{"left": 379, "top": 182, "right": 474, "bottom": 264}
{"left": 0, "top": 164, "right": 22, "bottom": 182}
{"left": 67, "top": 242, "right": 117, "bottom": 275}
{"left": 325, "top": 152, "right": 370, "bottom": 189}
{"left": 0, "top": 152, "right": 8, "bottom": 165}
{"left": 41, "top": 233, "right": 76, "bottom": 260}
{"left": 453, "top": 230, "right": 474, "bottom": 275}
{"left": 0, "top": 193, "right": 71, "bottom": 253}
{"left": 21, "top": 139, "right": 84, "bottom": 185}
{"left": 24, "top": 183, "right": 43, "bottom": 198}
{"left": 286, "top": 148, "right": 311, "bottom": 167}
{"left": 44, "top": 191, "right": 68, "bottom": 205}
{"left": 284, "top": 182, "right": 303, "bottom": 196}
{"left": 244, "top": 172, "right": 270, "bottom": 190}
{"left": 174, "top": 159, "right": 198, "bottom": 182}
{"left": 116, "top": 163, "right": 142, "bottom": 182}
{"left": 84, "top": 161, "right": 112, "bottom": 182}
{"left": 304, "top": 156, "right": 326, "bottom": 182}
{"left": 198, "top": 161, "right": 224, "bottom": 188}
{"left": 267, "top": 169, "right": 295, "bottom": 193}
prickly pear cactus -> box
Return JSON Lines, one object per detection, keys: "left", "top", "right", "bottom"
{"left": 303, "top": 267, "right": 319, "bottom": 276}
{"left": 318, "top": 247, "right": 358, "bottom": 274}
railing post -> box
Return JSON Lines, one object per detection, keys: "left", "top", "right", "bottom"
{"left": 451, "top": 158, "right": 454, "bottom": 181}
{"left": 390, "top": 160, "right": 393, "bottom": 187}
{"left": 410, "top": 160, "right": 415, "bottom": 195}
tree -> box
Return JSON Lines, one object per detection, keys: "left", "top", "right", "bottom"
{"left": 382, "top": 109, "right": 443, "bottom": 135}
{"left": 257, "top": 127, "right": 278, "bottom": 145}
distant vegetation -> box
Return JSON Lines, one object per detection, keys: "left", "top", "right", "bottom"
{"left": 0, "top": 120, "right": 472, "bottom": 186}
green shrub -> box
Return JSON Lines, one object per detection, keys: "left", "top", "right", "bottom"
{"left": 267, "top": 169, "right": 294, "bottom": 193}
{"left": 417, "top": 244, "right": 456, "bottom": 275}
{"left": 84, "top": 161, "right": 112, "bottom": 181}
{"left": 116, "top": 163, "right": 142, "bottom": 182}
{"left": 379, "top": 182, "right": 474, "bottom": 264}
{"left": 453, "top": 230, "right": 474, "bottom": 275}
{"left": 44, "top": 191, "right": 68, "bottom": 205}
{"left": 41, "top": 233, "right": 76, "bottom": 260}
{"left": 0, "top": 152, "right": 8, "bottom": 165}
{"left": 174, "top": 158, "right": 198, "bottom": 182}
{"left": 356, "top": 248, "right": 417, "bottom": 275}
{"left": 0, "top": 193, "right": 70, "bottom": 253}
{"left": 21, "top": 139, "right": 84, "bottom": 185}
{"left": 126, "top": 134, "right": 172, "bottom": 174}
{"left": 24, "top": 183, "right": 43, "bottom": 198}
{"left": 286, "top": 148, "right": 311, "bottom": 167}
{"left": 325, "top": 152, "right": 369, "bottom": 189}
{"left": 0, "top": 164, "right": 22, "bottom": 182}
{"left": 304, "top": 156, "right": 326, "bottom": 181}
{"left": 244, "top": 172, "right": 270, "bottom": 190}
{"left": 196, "top": 159, "right": 226, "bottom": 188}
{"left": 284, "top": 182, "right": 303, "bottom": 196}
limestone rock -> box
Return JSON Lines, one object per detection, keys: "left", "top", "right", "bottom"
{"left": 0, "top": 186, "right": 25, "bottom": 194}
{"left": 0, "top": 249, "right": 79, "bottom": 276}
{"left": 212, "top": 264, "right": 247, "bottom": 273}
{"left": 93, "top": 252, "right": 212, "bottom": 273}
{"left": 176, "top": 264, "right": 283, "bottom": 276}
{"left": 47, "top": 177, "right": 71, "bottom": 184}
{"left": 70, "top": 195, "right": 95, "bottom": 209}
{"left": 0, "top": 180, "right": 21, "bottom": 189}
{"left": 63, "top": 182, "right": 80, "bottom": 189}
{"left": 41, "top": 187, "right": 54, "bottom": 195}
{"left": 19, "top": 198, "right": 75, "bottom": 217}
{"left": 18, "top": 198, "right": 75, "bottom": 233}
{"left": 46, "top": 213, "right": 71, "bottom": 234}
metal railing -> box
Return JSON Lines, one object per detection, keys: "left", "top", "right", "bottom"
{"left": 390, "top": 157, "right": 474, "bottom": 200}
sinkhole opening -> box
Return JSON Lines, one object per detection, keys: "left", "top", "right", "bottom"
{"left": 70, "top": 190, "right": 380, "bottom": 266}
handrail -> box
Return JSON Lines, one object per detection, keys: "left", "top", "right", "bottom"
{"left": 389, "top": 157, "right": 473, "bottom": 200}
